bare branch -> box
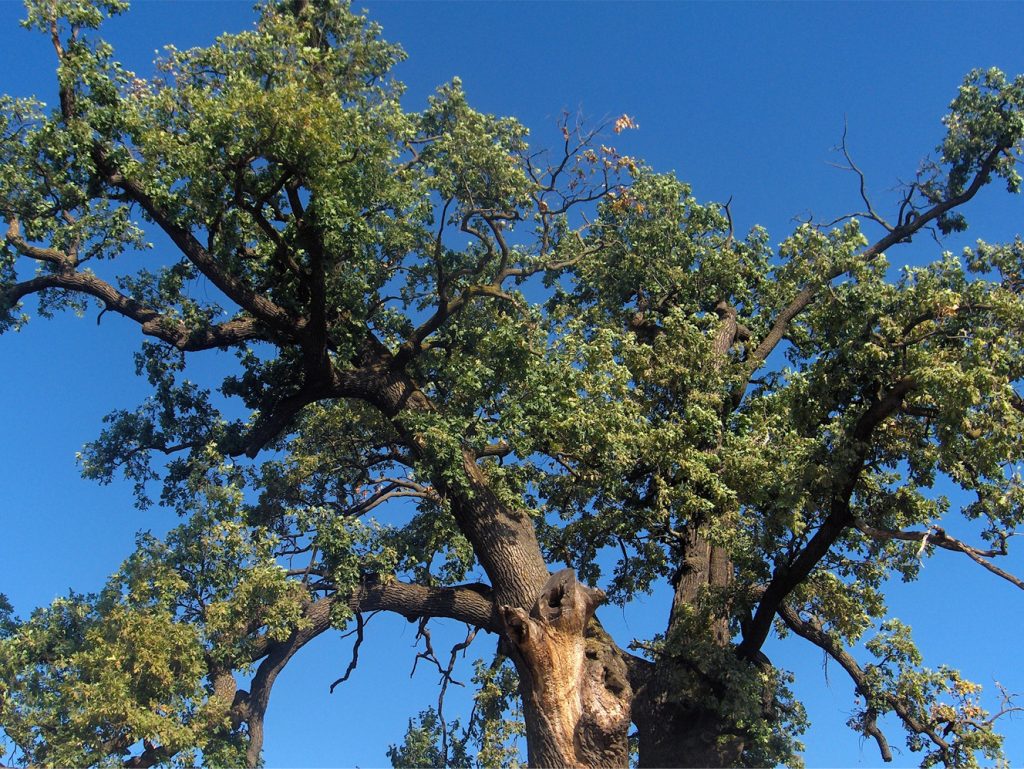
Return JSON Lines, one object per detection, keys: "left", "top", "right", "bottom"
{"left": 853, "top": 521, "right": 1024, "bottom": 591}
{"left": 329, "top": 611, "right": 368, "bottom": 692}
{"left": 721, "top": 195, "right": 735, "bottom": 248}
{"left": 410, "top": 618, "right": 479, "bottom": 766}
{"left": 830, "top": 119, "right": 894, "bottom": 232}
{"left": 861, "top": 708, "right": 894, "bottom": 763}
{"left": 338, "top": 482, "right": 437, "bottom": 518}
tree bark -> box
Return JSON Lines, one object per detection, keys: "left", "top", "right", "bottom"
{"left": 632, "top": 530, "right": 749, "bottom": 769}
{"left": 634, "top": 694, "right": 746, "bottom": 769}
{"left": 499, "top": 570, "right": 632, "bottom": 768}
{"left": 670, "top": 528, "right": 732, "bottom": 645}
{"left": 356, "top": 363, "right": 551, "bottom": 609}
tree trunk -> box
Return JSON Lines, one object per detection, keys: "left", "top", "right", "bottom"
{"left": 500, "top": 570, "right": 632, "bottom": 768}
{"left": 628, "top": 305, "right": 755, "bottom": 768}
{"left": 670, "top": 530, "right": 732, "bottom": 644}
{"left": 367, "top": 368, "right": 632, "bottom": 764}
{"left": 626, "top": 523, "right": 743, "bottom": 767}
{"left": 369, "top": 365, "right": 551, "bottom": 607}
{"left": 633, "top": 682, "right": 746, "bottom": 768}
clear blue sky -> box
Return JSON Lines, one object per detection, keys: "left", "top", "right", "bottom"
{"left": 1, "top": 1, "right": 1023, "bottom": 767}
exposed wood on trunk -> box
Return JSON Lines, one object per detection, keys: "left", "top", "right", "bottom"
{"left": 499, "top": 570, "right": 631, "bottom": 768}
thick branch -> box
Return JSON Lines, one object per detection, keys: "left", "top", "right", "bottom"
{"left": 5, "top": 218, "right": 73, "bottom": 267}
{"left": 333, "top": 361, "right": 550, "bottom": 608}
{"left": 241, "top": 377, "right": 337, "bottom": 457}
{"left": 2, "top": 271, "right": 265, "bottom": 351}
{"left": 241, "top": 576, "right": 498, "bottom": 668}
{"left": 122, "top": 742, "right": 172, "bottom": 769}
{"left": 348, "top": 575, "right": 498, "bottom": 632}
{"left": 738, "top": 377, "right": 916, "bottom": 657}
{"left": 473, "top": 440, "right": 512, "bottom": 460}
{"left": 241, "top": 596, "right": 334, "bottom": 767}
{"left": 224, "top": 575, "right": 496, "bottom": 767}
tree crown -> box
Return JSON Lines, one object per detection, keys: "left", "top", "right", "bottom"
{"left": 2, "top": 2, "right": 1024, "bottom": 767}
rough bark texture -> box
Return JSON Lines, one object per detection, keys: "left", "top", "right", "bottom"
{"left": 363, "top": 364, "right": 552, "bottom": 609}
{"left": 499, "top": 570, "right": 632, "bottom": 768}
{"left": 236, "top": 598, "right": 334, "bottom": 766}
{"left": 369, "top": 367, "right": 637, "bottom": 765}
{"left": 670, "top": 530, "right": 732, "bottom": 644}
{"left": 633, "top": 682, "right": 746, "bottom": 769}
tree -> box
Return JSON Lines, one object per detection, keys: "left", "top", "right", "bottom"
{"left": 1, "top": 1, "right": 1023, "bottom": 766}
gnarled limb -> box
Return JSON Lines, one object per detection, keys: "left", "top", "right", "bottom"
{"left": 348, "top": 574, "right": 498, "bottom": 632}
{"left": 2, "top": 225, "right": 267, "bottom": 353}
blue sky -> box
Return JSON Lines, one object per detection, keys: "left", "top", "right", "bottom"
{"left": 1, "top": 1, "right": 1023, "bottom": 767}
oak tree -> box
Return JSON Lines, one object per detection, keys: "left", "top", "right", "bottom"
{"left": 2, "top": 2, "right": 1024, "bottom": 767}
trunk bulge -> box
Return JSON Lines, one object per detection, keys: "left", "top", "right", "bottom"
{"left": 500, "top": 569, "right": 632, "bottom": 769}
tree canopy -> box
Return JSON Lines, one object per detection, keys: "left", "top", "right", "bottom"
{"left": 1, "top": 2, "right": 1024, "bottom": 767}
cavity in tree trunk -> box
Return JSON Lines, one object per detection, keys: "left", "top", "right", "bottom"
{"left": 500, "top": 569, "right": 632, "bottom": 768}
